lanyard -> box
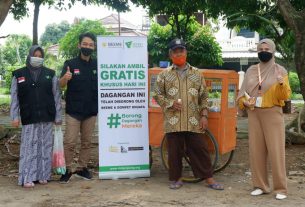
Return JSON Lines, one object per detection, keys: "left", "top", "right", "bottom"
{"left": 257, "top": 64, "right": 263, "bottom": 93}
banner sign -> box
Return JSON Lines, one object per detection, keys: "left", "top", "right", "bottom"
{"left": 97, "top": 36, "right": 150, "bottom": 179}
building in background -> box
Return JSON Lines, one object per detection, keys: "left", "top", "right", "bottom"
{"left": 218, "top": 28, "right": 260, "bottom": 71}
{"left": 100, "top": 14, "right": 147, "bottom": 36}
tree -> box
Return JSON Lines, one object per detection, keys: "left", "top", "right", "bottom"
{"left": 205, "top": 0, "right": 305, "bottom": 143}
{"left": 0, "top": 34, "right": 31, "bottom": 90}
{"left": 1, "top": 34, "right": 32, "bottom": 66}
{"left": 148, "top": 19, "right": 222, "bottom": 67}
{"left": 276, "top": 0, "right": 305, "bottom": 143}
{"left": 59, "top": 19, "right": 112, "bottom": 59}
{"left": 131, "top": 0, "right": 208, "bottom": 40}
{"left": 0, "top": 0, "right": 13, "bottom": 29}
{"left": 40, "top": 21, "right": 70, "bottom": 46}
{"left": 3, "top": 0, "right": 130, "bottom": 44}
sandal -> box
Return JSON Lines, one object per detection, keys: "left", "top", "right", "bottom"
{"left": 207, "top": 183, "right": 224, "bottom": 190}
{"left": 39, "top": 180, "right": 48, "bottom": 185}
{"left": 169, "top": 181, "right": 183, "bottom": 190}
{"left": 23, "top": 182, "right": 35, "bottom": 188}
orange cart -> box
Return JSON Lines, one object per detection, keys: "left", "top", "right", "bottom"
{"left": 148, "top": 67, "right": 239, "bottom": 181}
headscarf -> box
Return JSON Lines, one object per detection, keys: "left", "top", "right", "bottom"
{"left": 26, "top": 45, "right": 45, "bottom": 81}
{"left": 237, "top": 38, "right": 287, "bottom": 101}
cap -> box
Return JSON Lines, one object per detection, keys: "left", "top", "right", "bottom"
{"left": 168, "top": 38, "right": 186, "bottom": 50}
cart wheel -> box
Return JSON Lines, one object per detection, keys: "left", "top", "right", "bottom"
{"left": 160, "top": 129, "right": 219, "bottom": 183}
{"left": 213, "top": 150, "right": 234, "bottom": 173}
{"left": 149, "top": 145, "right": 153, "bottom": 169}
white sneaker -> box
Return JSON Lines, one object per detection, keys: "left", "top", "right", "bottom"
{"left": 250, "top": 188, "right": 264, "bottom": 196}
{"left": 275, "top": 193, "right": 287, "bottom": 200}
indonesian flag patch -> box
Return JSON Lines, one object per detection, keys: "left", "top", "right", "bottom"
{"left": 74, "top": 69, "right": 80, "bottom": 75}
{"left": 17, "top": 77, "right": 25, "bottom": 83}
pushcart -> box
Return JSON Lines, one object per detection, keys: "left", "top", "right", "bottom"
{"left": 148, "top": 68, "right": 238, "bottom": 182}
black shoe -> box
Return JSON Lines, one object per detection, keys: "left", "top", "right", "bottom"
{"left": 59, "top": 170, "right": 72, "bottom": 184}
{"left": 75, "top": 168, "right": 92, "bottom": 180}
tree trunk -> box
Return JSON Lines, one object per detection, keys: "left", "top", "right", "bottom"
{"left": 173, "top": 14, "right": 181, "bottom": 39}
{"left": 277, "top": 0, "right": 305, "bottom": 100}
{"left": 294, "top": 31, "right": 305, "bottom": 100}
{"left": 277, "top": 0, "right": 305, "bottom": 144}
{"left": 0, "top": 0, "right": 13, "bottom": 28}
{"left": 286, "top": 105, "right": 305, "bottom": 144}
{"left": 32, "top": 0, "right": 41, "bottom": 45}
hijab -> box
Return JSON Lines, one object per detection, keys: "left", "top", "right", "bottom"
{"left": 26, "top": 45, "right": 45, "bottom": 82}
{"left": 237, "top": 38, "right": 287, "bottom": 101}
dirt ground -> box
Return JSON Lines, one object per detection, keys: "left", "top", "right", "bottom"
{"left": 1, "top": 113, "right": 305, "bottom": 207}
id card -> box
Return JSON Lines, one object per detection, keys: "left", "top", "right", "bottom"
{"left": 255, "top": 96, "right": 262, "bottom": 107}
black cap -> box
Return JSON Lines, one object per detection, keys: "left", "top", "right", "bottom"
{"left": 168, "top": 38, "right": 186, "bottom": 50}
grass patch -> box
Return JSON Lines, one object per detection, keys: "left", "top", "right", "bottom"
{"left": 0, "top": 87, "right": 10, "bottom": 95}
{"left": 294, "top": 103, "right": 304, "bottom": 112}
{"left": 291, "top": 93, "right": 303, "bottom": 100}
{"left": 0, "top": 96, "right": 10, "bottom": 105}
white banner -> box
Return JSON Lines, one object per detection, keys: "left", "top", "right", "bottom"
{"left": 97, "top": 36, "right": 150, "bottom": 179}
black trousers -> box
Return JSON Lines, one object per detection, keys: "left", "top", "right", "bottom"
{"left": 166, "top": 131, "right": 213, "bottom": 181}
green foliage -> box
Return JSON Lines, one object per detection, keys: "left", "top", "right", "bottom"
{"left": 44, "top": 53, "right": 65, "bottom": 76}
{"left": 0, "top": 95, "right": 10, "bottom": 105}
{"left": 187, "top": 26, "right": 223, "bottom": 67}
{"left": 0, "top": 87, "right": 10, "bottom": 95}
{"left": 289, "top": 72, "right": 300, "bottom": 93}
{"left": 10, "top": 0, "right": 130, "bottom": 21}
{"left": 4, "top": 64, "right": 23, "bottom": 90}
{"left": 40, "top": 21, "right": 71, "bottom": 46}
{"left": 59, "top": 19, "right": 112, "bottom": 59}
{"left": 1, "top": 34, "right": 32, "bottom": 66}
{"left": 147, "top": 23, "right": 173, "bottom": 66}
{"left": 131, "top": 0, "right": 207, "bottom": 39}
{"left": 291, "top": 93, "right": 303, "bottom": 100}
{"left": 0, "top": 34, "right": 31, "bottom": 87}
{"left": 147, "top": 19, "right": 222, "bottom": 67}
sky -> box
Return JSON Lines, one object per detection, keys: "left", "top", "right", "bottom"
{"left": 0, "top": 2, "right": 147, "bottom": 44}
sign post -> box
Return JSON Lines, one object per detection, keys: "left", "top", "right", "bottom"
{"left": 97, "top": 36, "right": 150, "bottom": 179}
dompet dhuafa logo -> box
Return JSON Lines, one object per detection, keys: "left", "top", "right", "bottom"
{"left": 125, "top": 41, "right": 133, "bottom": 48}
{"left": 124, "top": 41, "right": 144, "bottom": 49}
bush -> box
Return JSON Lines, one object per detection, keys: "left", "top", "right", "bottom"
{"left": 147, "top": 18, "right": 223, "bottom": 68}
{"left": 4, "top": 64, "right": 23, "bottom": 90}
{"left": 289, "top": 72, "right": 300, "bottom": 93}
{"left": 59, "top": 19, "right": 112, "bottom": 59}
{"left": 291, "top": 93, "right": 303, "bottom": 100}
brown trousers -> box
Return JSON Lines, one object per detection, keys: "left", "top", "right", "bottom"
{"left": 166, "top": 132, "right": 213, "bottom": 181}
{"left": 248, "top": 106, "right": 287, "bottom": 194}
{"left": 64, "top": 114, "right": 96, "bottom": 171}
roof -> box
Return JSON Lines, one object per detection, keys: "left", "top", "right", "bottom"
{"left": 222, "top": 51, "right": 258, "bottom": 59}
{"left": 100, "top": 14, "right": 137, "bottom": 30}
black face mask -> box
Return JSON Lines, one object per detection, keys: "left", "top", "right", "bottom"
{"left": 80, "top": 47, "right": 93, "bottom": 56}
{"left": 258, "top": 51, "right": 273, "bottom": 62}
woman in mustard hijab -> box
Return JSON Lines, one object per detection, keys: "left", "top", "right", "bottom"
{"left": 237, "top": 39, "right": 291, "bottom": 200}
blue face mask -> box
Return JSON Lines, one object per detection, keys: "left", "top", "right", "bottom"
{"left": 30, "top": 57, "right": 44, "bottom": 68}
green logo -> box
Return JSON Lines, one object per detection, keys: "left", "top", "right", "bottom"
{"left": 93, "top": 70, "right": 97, "bottom": 74}
{"left": 45, "top": 75, "right": 50, "bottom": 79}
{"left": 107, "top": 113, "right": 121, "bottom": 128}
{"left": 125, "top": 41, "right": 132, "bottom": 48}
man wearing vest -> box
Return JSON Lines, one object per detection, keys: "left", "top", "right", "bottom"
{"left": 59, "top": 33, "right": 98, "bottom": 183}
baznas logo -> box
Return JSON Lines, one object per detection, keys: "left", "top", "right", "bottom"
{"left": 125, "top": 41, "right": 133, "bottom": 48}
{"left": 102, "top": 42, "right": 107, "bottom": 47}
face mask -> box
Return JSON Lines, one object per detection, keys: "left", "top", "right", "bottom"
{"left": 258, "top": 51, "right": 273, "bottom": 62}
{"left": 80, "top": 47, "right": 93, "bottom": 56}
{"left": 30, "top": 57, "right": 44, "bottom": 68}
{"left": 171, "top": 55, "right": 187, "bottom": 66}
